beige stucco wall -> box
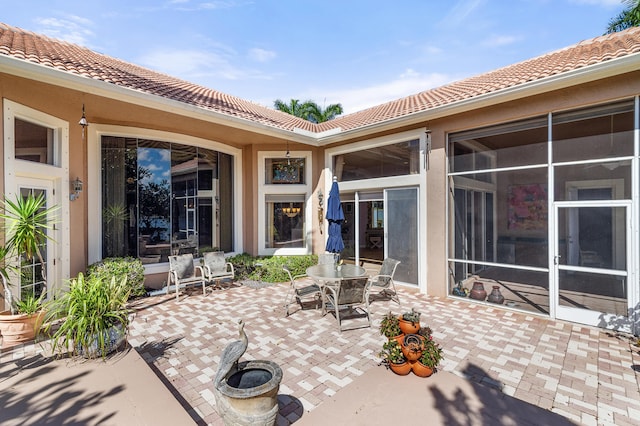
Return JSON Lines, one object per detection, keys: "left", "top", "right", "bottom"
{"left": 2, "top": 67, "right": 639, "bottom": 297}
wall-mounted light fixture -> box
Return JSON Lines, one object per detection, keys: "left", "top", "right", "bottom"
{"left": 79, "top": 103, "right": 89, "bottom": 140}
{"left": 70, "top": 177, "right": 83, "bottom": 201}
{"left": 317, "top": 188, "right": 324, "bottom": 234}
{"left": 424, "top": 128, "right": 432, "bottom": 170}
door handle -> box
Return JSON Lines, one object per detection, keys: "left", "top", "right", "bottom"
{"left": 554, "top": 255, "right": 562, "bottom": 265}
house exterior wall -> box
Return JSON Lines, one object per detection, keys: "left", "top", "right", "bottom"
{"left": 2, "top": 62, "right": 639, "bottom": 306}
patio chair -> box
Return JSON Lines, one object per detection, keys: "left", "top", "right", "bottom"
{"left": 167, "top": 253, "right": 206, "bottom": 301}
{"left": 202, "top": 251, "right": 235, "bottom": 289}
{"left": 366, "top": 258, "right": 401, "bottom": 308}
{"left": 322, "top": 277, "right": 371, "bottom": 333}
{"left": 283, "top": 266, "right": 321, "bottom": 317}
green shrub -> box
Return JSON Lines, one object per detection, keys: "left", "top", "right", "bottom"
{"left": 87, "top": 257, "right": 146, "bottom": 298}
{"left": 228, "top": 254, "right": 317, "bottom": 282}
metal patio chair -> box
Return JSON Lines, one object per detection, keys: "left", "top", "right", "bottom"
{"left": 366, "top": 258, "right": 401, "bottom": 308}
{"left": 283, "top": 266, "right": 321, "bottom": 317}
{"left": 202, "top": 251, "right": 235, "bottom": 289}
{"left": 322, "top": 276, "right": 371, "bottom": 333}
{"left": 167, "top": 253, "right": 206, "bottom": 301}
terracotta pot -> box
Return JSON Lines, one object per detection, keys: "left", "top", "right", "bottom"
{"left": 391, "top": 334, "right": 405, "bottom": 345}
{"left": 389, "top": 361, "right": 412, "bottom": 376}
{"left": 0, "top": 311, "right": 44, "bottom": 347}
{"left": 401, "top": 334, "right": 424, "bottom": 362}
{"left": 412, "top": 361, "right": 434, "bottom": 378}
{"left": 469, "top": 282, "right": 487, "bottom": 301}
{"left": 398, "top": 317, "right": 420, "bottom": 335}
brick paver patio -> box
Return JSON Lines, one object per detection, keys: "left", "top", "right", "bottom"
{"left": 127, "top": 281, "right": 640, "bottom": 426}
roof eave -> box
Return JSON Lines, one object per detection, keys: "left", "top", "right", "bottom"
{"left": 0, "top": 55, "right": 319, "bottom": 146}
{"left": 316, "top": 52, "right": 640, "bottom": 145}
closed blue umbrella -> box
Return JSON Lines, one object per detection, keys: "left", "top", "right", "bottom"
{"left": 325, "top": 178, "right": 345, "bottom": 254}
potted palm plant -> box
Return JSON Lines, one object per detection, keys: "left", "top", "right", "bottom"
{"left": 42, "top": 272, "right": 131, "bottom": 358}
{"left": 0, "top": 193, "right": 56, "bottom": 346}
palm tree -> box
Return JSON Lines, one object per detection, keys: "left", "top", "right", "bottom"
{"left": 273, "top": 99, "right": 310, "bottom": 119}
{"left": 274, "top": 99, "right": 344, "bottom": 123}
{"left": 304, "top": 102, "right": 344, "bottom": 124}
{"left": 606, "top": 0, "right": 640, "bottom": 33}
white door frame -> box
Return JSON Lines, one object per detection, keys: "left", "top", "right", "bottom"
{"left": 553, "top": 200, "right": 632, "bottom": 332}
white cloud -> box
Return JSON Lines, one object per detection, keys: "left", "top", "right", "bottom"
{"left": 481, "top": 34, "right": 521, "bottom": 48}
{"left": 35, "top": 15, "right": 94, "bottom": 46}
{"left": 138, "top": 47, "right": 275, "bottom": 84}
{"left": 248, "top": 48, "right": 276, "bottom": 63}
{"left": 443, "top": 0, "right": 486, "bottom": 26}
{"left": 295, "top": 69, "right": 458, "bottom": 114}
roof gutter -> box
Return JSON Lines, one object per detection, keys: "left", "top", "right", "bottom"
{"left": 316, "top": 52, "right": 640, "bottom": 145}
{"left": 0, "top": 55, "right": 319, "bottom": 146}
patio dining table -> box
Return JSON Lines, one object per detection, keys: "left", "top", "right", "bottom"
{"left": 306, "top": 263, "right": 367, "bottom": 311}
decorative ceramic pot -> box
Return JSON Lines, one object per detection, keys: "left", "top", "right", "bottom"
{"left": 0, "top": 311, "right": 44, "bottom": 347}
{"left": 412, "top": 361, "right": 434, "bottom": 378}
{"left": 389, "top": 361, "right": 412, "bottom": 376}
{"left": 487, "top": 286, "right": 505, "bottom": 304}
{"left": 401, "top": 334, "right": 424, "bottom": 362}
{"left": 469, "top": 282, "right": 487, "bottom": 301}
{"left": 392, "top": 334, "right": 405, "bottom": 345}
{"left": 398, "top": 317, "right": 420, "bottom": 335}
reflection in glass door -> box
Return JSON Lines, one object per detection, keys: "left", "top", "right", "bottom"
{"left": 554, "top": 202, "right": 630, "bottom": 329}
{"left": 340, "top": 188, "right": 420, "bottom": 286}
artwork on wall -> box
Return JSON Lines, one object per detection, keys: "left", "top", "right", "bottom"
{"left": 507, "top": 184, "right": 547, "bottom": 230}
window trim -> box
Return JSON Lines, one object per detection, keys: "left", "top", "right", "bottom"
{"left": 87, "top": 124, "right": 243, "bottom": 273}
{"left": 258, "top": 150, "right": 313, "bottom": 256}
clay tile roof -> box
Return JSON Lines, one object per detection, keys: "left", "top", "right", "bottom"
{"left": 320, "top": 27, "right": 640, "bottom": 132}
{"left": 1, "top": 23, "right": 640, "bottom": 136}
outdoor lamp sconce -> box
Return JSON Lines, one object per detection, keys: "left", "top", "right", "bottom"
{"left": 317, "top": 189, "right": 324, "bottom": 234}
{"left": 70, "top": 177, "right": 83, "bottom": 201}
{"left": 78, "top": 103, "right": 89, "bottom": 140}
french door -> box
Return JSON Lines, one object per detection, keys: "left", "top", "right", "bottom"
{"left": 554, "top": 201, "right": 631, "bottom": 331}
{"left": 12, "top": 177, "right": 58, "bottom": 301}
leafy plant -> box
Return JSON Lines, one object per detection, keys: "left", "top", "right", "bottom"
{"left": 42, "top": 273, "right": 131, "bottom": 358}
{"left": 15, "top": 290, "right": 44, "bottom": 315}
{"left": 379, "top": 339, "right": 406, "bottom": 365}
{"left": 379, "top": 311, "right": 402, "bottom": 338}
{"left": 87, "top": 257, "right": 146, "bottom": 298}
{"left": 0, "top": 193, "right": 57, "bottom": 314}
{"left": 227, "top": 253, "right": 317, "bottom": 282}
{"left": 402, "top": 308, "right": 421, "bottom": 324}
{"left": 418, "top": 337, "right": 444, "bottom": 369}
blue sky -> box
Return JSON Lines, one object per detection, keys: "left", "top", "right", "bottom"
{"left": 2, "top": 0, "right": 628, "bottom": 114}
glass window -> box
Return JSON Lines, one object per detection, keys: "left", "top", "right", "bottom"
{"left": 265, "top": 195, "right": 305, "bottom": 248}
{"left": 449, "top": 117, "right": 548, "bottom": 173}
{"left": 14, "top": 118, "right": 55, "bottom": 165}
{"left": 265, "top": 158, "right": 306, "bottom": 184}
{"left": 334, "top": 139, "right": 419, "bottom": 182}
{"left": 552, "top": 101, "right": 634, "bottom": 163}
{"left": 101, "top": 136, "right": 234, "bottom": 262}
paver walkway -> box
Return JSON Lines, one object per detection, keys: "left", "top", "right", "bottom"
{"left": 127, "top": 281, "right": 640, "bottom": 426}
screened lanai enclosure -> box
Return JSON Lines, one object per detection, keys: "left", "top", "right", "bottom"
{"left": 448, "top": 99, "right": 637, "bottom": 330}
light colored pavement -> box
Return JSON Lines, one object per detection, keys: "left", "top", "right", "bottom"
{"left": 2, "top": 281, "right": 639, "bottom": 425}
{"left": 127, "top": 281, "right": 640, "bottom": 426}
